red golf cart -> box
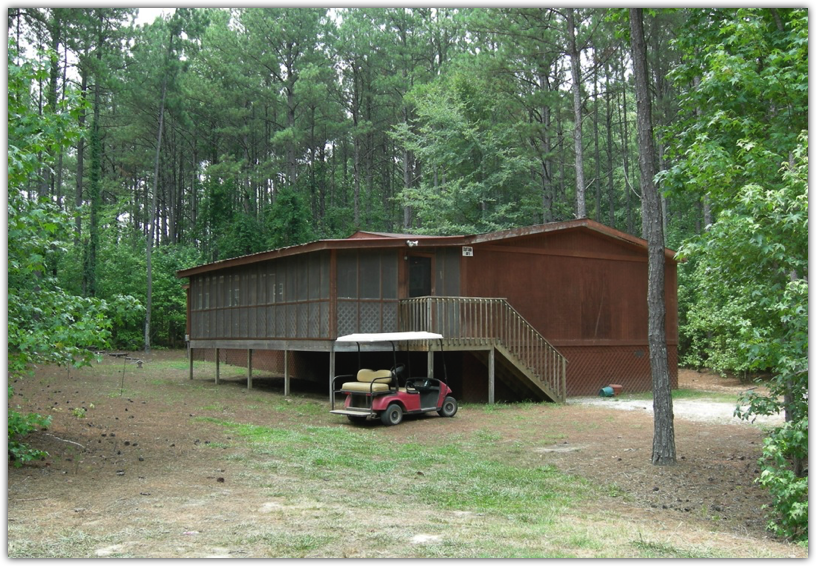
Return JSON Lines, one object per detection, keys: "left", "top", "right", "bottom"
{"left": 330, "top": 332, "right": 458, "bottom": 426}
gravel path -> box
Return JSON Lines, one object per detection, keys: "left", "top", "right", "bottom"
{"left": 570, "top": 396, "right": 784, "bottom": 427}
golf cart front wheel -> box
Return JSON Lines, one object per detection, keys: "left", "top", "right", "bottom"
{"left": 381, "top": 403, "right": 403, "bottom": 426}
{"left": 438, "top": 396, "right": 458, "bottom": 418}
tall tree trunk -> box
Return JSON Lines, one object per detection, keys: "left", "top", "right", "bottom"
{"left": 47, "top": 11, "right": 62, "bottom": 203}
{"left": 402, "top": 124, "right": 413, "bottom": 230}
{"left": 75, "top": 73, "right": 87, "bottom": 253}
{"left": 566, "top": 8, "right": 585, "bottom": 218}
{"left": 85, "top": 71, "right": 102, "bottom": 297}
{"left": 630, "top": 8, "right": 675, "bottom": 466}
{"left": 620, "top": 62, "right": 634, "bottom": 235}
{"left": 593, "top": 55, "right": 601, "bottom": 222}
{"left": 55, "top": 38, "right": 67, "bottom": 209}
{"left": 286, "top": 69, "right": 297, "bottom": 190}
{"left": 538, "top": 70, "right": 554, "bottom": 223}
{"left": 559, "top": 109, "right": 566, "bottom": 207}
{"left": 353, "top": 131, "right": 361, "bottom": 227}
{"left": 689, "top": 75, "right": 712, "bottom": 232}
{"left": 145, "top": 53, "right": 170, "bottom": 353}
{"left": 605, "top": 62, "right": 615, "bottom": 228}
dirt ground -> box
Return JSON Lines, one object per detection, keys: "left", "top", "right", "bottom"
{"left": 7, "top": 351, "right": 807, "bottom": 558}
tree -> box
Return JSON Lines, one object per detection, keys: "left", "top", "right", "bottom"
{"left": 391, "top": 70, "right": 534, "bottom": 234}
{"left": 564, "top": 8, "right": 586, "bottom": 218}
{"left": 667, "top": 8, "right": 808, "bottom": 540}
{"left": 65, "top": 9, "right": 135, "bottom": 297}
{"left": 265, "top": 186, "right": 316, "bottom": 249}
{"left": 143, "top": 9, "right": 203, "bottom": 352}
{"left": 629, "top": 8, "right": 675, "bottom": 466}
{"left": 680, "top": 138, "right": 808, "bottom": 541}
{"left": 465, "top": 8, "right": 569, "bottom": 224}
{"left": 7, "top": 41, "right": 141, "bottom": 464}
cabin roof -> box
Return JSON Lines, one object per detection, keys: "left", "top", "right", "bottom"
{"left": 176, "top": 218, "right": 675, "bottom": 279}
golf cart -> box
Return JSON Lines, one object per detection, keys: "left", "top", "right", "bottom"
{"left": 330, "top": 331, "right": 458, "bottom": 426}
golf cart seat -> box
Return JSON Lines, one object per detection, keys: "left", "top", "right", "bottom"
{"left": 341, "top": 369, "right": 394, "bottom": 393}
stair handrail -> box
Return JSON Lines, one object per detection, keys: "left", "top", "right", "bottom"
{"left": 399, "top": 296, "right": 566, "bottom": 401}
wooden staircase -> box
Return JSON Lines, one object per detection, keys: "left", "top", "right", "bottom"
{"left": 399, "top": 297, "right": 567, "bottom": 402}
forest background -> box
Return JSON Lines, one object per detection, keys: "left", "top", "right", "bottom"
{"left": 7, "top": 8, "right": 808, "bottom": 540}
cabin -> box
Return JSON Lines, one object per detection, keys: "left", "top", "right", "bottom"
{"left": 176, "top": 219, "right": 678, "bottom": 402}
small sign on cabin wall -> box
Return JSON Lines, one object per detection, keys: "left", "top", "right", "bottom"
{"left": 462, "top": 246, "right": 473, "bottom": 257}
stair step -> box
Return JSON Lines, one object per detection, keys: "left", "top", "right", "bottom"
{"left": 472, "top": 349, "right": 560, "bottom": 402}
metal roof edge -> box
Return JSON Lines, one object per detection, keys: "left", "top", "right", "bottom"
{"left": 177, "top": 219, "right": 677, "bottom": 279}
{"left": 468, "top": 218, "right": 677, "bottom": 260}
{"left": 176, "top": 233, "right": 469, "bottom": 278}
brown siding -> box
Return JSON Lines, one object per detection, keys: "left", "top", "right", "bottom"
{"left": 465, "top": 229, "right": 676, "bottom": 345}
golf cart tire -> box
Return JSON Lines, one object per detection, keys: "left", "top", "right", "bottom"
{"left": 381, "top": 403, "right": 403, "bottom": 426}
{"left": 438, "top": 396, "right": 458, "bottom": 418}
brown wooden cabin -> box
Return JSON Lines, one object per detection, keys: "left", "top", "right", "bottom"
{"left": 176, "top": 219, "right": 678, "bottom": 402}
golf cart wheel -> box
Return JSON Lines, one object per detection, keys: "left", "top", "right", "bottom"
{"left": 347, "top": 415, "right": 367, "bottom": 424}
{"left": 381, "top": 403, "right": 403, "bottom": 426}
{"left": 438, "top": 396, "right": 458, "bottom": 418}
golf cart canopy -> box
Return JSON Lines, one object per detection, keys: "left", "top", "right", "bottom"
{"left": 336, "top": 331, "right": 443, "bottom": 343}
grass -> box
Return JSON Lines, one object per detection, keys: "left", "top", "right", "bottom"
{"left": 200, "top": 415, "right": 591, "bottom": 521}
{"left": 7, "top": 528, "right": 132, "bottom": 558}
{"left": 202, "top": 415, "right": 745, "bottom": 557}
{"left": 9, "top": 355, "right": 804, "bottom": 559}
{"left": 630, "top": 534, "right": 722, "bottom": 558}
{"left": 179, "top": 401, "right": 783, "bottom": 558}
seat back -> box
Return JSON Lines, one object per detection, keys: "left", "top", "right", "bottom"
{"left": 356, "top": 369, "right": 393, "bottom": 384}
{"left": 340, "top": 369, "right": 393, "bottom": 393}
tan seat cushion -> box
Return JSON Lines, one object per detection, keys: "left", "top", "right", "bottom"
{"left": 341, "top": 369, "right": 393, "bottom": 392}
{"left": 356, "top": 369, "right": 392, "bottom": 383}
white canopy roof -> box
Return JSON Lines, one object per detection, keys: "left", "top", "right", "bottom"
{"left": 335, "top": 331, "right": 443, "bottom": 343}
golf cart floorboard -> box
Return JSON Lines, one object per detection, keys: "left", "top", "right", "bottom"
{"left": 330, "top": 409, "right": 373, "bottom": 416}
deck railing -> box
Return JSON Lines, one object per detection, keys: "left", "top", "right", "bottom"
{"left": 399, "top": 297, "right": 566, "bottom": 401}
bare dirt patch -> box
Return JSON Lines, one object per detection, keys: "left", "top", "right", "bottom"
{"left": 573, "top": 370, "right": 783, "bottom": 427}
{"left": 7, "top": 355, "right": 805, "bottom": 558}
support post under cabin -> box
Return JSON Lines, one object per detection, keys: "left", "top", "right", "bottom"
{"left": 189, "top": 348, "right": 194, "bottom": 380}
{"left": 328, "top": 345, "right": 335, "bottom": 402}
{"left": 488, "top": 347, "right": 495, "bottom": 405}
{"left": 427, "top": 349, "right": 434, "bottom": 380}
{"left": 215, "top": 348, "right": 220, "bottom": 385}
{"left": 284, "top": 349, "right": 290, "bottom": 397}
{"left": 247, "top": 349, "right": 253, "bottom": 389}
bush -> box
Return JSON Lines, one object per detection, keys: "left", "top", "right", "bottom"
{"left": 8, "top": 388, "right": 52, "bottom": 467}
{"left": 756, "top": 418, "right": 808, "bottom": 541}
